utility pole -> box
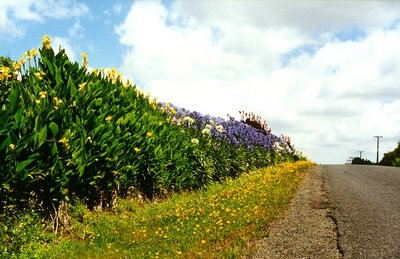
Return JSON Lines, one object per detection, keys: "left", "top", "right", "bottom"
{"left": 358, "top": 151, "right": 364, "bottom": 159}
{"left": 374, "top": 136, "right": 383, "bottom": 164}
{"left": 349, "top": 156, "right": 354, "bottom": 164}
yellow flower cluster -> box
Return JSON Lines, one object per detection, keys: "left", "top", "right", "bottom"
{"left": 34, "top": 71, "right": 46, "bottom": 81}
{"left": 58, "top": 137, "right": 70, "bottom": 151}
{"left": 81, "top": 53, "right": 88, "bottom": 68}
{"left": 0, "top": 66, "right": 12, "bottom": 82}
{"left": 23, "top": 48, "right": 38, "bottom": 61}
{"left": 105, "top": 115, "right": 113, "bottom": 123}
{"left": 79, "top": 82, "right": 86, "bottom": 93}
{"left": 0, "top": 49, "right": 36, "bottom": 83}
{"left": 53, "top": 97, "right": 63, "bottom": 110}
{"left": 41, "top": 35, "right": 51, "bottom": 50}
{"left": 84, "top": 161, "right": 314, "bottom": 258}
{"left": 103, "top": 68, "right": 123, "bottom": 84}
{"left": 39, "top": 91, "right": 47, "bottom": 99}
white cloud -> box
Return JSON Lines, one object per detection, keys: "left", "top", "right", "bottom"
{"left": 0, "top": 0, "right": 89, "bottom": 39}
{"left": 116, "top": 0, "right": 400, "bottom": 163}
{"left": 68, "top": 21, "right": 84, "bottom": 38}
{"left": 52, "top": 36, "right": 77, "bottom": 61}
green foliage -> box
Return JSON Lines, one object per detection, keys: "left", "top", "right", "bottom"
{"left": 380, "top": 142, "right": 400, "bottom": 167}
{"left": 0, "top": 56, "right": 14, "bottom": 67}
{"left": 0, "top": 210, "right": 54, "bottom": 257}
{"left": 1, "top": 36, "right": 307, "bottom": 217}
{"left": 351, "top": 157, "right": 373, "bottom": 165}
{"left": 11, "top": 161, "right": 313, "bottom": 258}
{"left": 0, "top": 43, "right": 201, "bottom": 213}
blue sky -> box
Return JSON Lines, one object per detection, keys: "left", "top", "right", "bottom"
{"left": 0, "top": 1, "right": 131, "bottom": 69}
{"left": 2, "top": 0, "right": 400, "bottom": 164}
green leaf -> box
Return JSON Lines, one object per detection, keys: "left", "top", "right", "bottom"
{"left": 41, "top": 53, "right": 55, "bottom": 78}
{"left": 14, "top": 108, "right": 23, "bottom": 126}
{"left": 51, "top": 142, "right": 58, "bottom": 156}
{"left": 8, "top": 87, "right": 20, "bottom": 114}
{"left": 95, "top": 98, "right": 103, "bottom": 106}
{"left": 37, "top": 125, "right": 47, "bottom": 147}
{"left": 68, "top": 76, "right": 77, "bottom": 98}
{"left": 55, "top": 66, "right": 62, "bottom": 85}
{"left": 16, "top": 159, "right": 35, "bottom": 173}
{"left": 49, "top": 122, "right": 59, "bottom": 137}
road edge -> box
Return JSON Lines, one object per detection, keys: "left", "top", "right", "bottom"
{"left": 245, "top": 165, "right": 342, "bottom": 258}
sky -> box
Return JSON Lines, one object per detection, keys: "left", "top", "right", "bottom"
{"left": 1, "top": 0, "right": 400, "bottom": 164}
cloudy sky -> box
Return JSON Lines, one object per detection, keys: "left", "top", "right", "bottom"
{"left": 1, "top": 0, "right": 400, "bottom": 164}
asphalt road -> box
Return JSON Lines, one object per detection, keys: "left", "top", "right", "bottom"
{"left": 322, "top": 164, "right": 400, "bottom": 258}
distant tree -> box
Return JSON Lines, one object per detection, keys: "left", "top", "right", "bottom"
{"left": 380, "top": 142, "right": 400, "bottom": 167}
{"left": 352, "top": 157, "right": 373, "bottom": 165}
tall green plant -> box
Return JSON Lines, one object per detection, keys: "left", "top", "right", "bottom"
{"left": 0, "top": 36, "right": 202, "bottom": 213}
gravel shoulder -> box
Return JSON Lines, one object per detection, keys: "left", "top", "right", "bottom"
{"left": 245, "top": 165, "right": 342, "bottom": 258}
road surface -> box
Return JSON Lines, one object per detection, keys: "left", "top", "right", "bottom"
{"left": 322, "top": 164, "right": 400, "bottom": 258}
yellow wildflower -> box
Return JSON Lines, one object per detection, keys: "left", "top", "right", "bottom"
{"left": 58, "top": 137, "right": 70, "bottom": 151}
{"left": 39, "top": 91, "right": 47, "bottom": 99}
{"left": 124, "top": 79, "right": 131, "bottom": 88}
{"left": 136, "top": 90, "right": 143, "bottom": 98}
{"left": 201, "top": 240, "right": 206, "bottom": 244}
{"left": 19, "top": 57, "right": 25, "bottom": 65}
{"left": 29, "top": 48, "right": 38, "bottom": 57}
{"left": 53, "top": 97, "right": 63, "bottom": 110}
{"left": 41, "top": 35, "right": 51, "bottom": 50}
{"left": 105, "top": 115, "right": 112, "bottom": 123}
{"left": 134, "top": 147, "right": 140, "bottom": 153}
{"left": 92, "top": 68, "right": 99, "bottom": 77}
{"left": 169, "top": 107, "right": 176, "bottom": 115}
{"left": 35, "top": 99, "right": 41, "bottom": 106}
{"left": 23, "top": 51, "right": 32, "bottom": 60}
{"left": 9, "top": 144, "right": 15, "bottom": 151}
{"left": 34, "top": 72, "right": 43, "bottom": 81}
{"left": 146, "top": 131, "right": 153, "bottom": 138}
{"left": 0, "top": 66, "right": 12, "bottom": 82}
{"left": 81, "top": 53, "right": 88, "bottom": 68}
{"left": 13, "top": 62, "right": 21, "bottom": 71}
{"left": 78, "top": 82, "right": 86, "bottom": 93}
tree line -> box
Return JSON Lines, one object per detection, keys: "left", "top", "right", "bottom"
{"left": 352, "top": 142, "right": 400, "bottom": 167}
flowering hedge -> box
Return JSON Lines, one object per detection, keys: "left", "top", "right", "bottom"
{"left": 0, "top": 36, "right": 306, "bottom": 214}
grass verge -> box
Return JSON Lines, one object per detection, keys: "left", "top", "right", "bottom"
{"left": 2, "top": 161, "right": 314, "bottom": 258}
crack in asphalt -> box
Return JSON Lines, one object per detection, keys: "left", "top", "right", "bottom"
{"left": 327, "top": 208, "right": 344, "bottom": 257}
{"left": 322, "top": 175, "right": 344, "bottom": 258}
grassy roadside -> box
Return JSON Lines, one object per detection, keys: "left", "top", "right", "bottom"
{"left": 2, "top": 161, "right": 314, "bottom": 258}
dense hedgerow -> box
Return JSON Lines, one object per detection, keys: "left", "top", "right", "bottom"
{"left": 0, "top": 36, "right": 304, "bottom": 215}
